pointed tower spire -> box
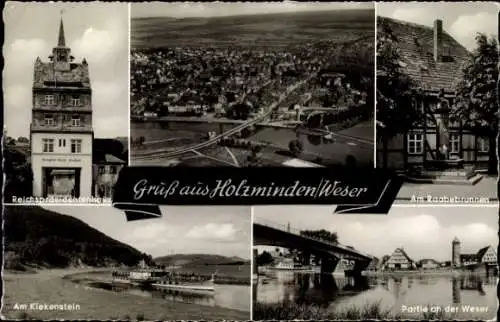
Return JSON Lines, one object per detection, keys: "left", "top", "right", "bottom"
{"left": 58, "top": 12, "right": 66, "bottom": 47}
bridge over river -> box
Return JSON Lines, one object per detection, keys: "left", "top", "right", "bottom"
{"left": 253, "top": 219, "right": 374, "bottom": 276}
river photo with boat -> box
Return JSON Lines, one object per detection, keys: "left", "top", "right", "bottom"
{"left": 2, "top": 206, "right": 252, "bottom": 320}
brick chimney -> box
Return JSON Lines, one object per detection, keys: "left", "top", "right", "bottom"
{"left": 433, "top": 19, "right": 443, "bottom": 62}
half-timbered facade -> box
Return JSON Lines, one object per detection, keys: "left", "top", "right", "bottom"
{"left": 383, "top": 247, "right": 416, "bottom": 270}
{"left": 376, "top": 17, "right": 490, "bottom": 170}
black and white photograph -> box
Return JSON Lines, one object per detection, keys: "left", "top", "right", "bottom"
{"left": 376, "top": 2, "right": 499, "bottom": 203}
{"left": 130, "top": 2, "right": 375, "bottom": 168}
{"left": 2, "top": 205, "right": 251, "bottom": 320}
{"left": 3, "top": 2, "right": 129, "bottom": 203}
{"left": 252, "top": 205, "right": 497, "bottom": 320}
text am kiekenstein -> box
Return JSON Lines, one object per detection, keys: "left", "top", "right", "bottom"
{"left": 133, "top": 179, "right": 368, "bottom": 200}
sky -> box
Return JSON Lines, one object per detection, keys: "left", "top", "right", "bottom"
{"left": 377, "top": 2, "right": 500, "bottom": 51}
{"left": 3, "top": 2, "right": 129, "bottom": 139}
{"left": 253, "top": 205, "right": 498, "bottom": 262}
{"left": 131, "top": 2, "right": 373, "bottom": 18}
{"left": 44, "top": 205, "right": 252, "bottom": 259}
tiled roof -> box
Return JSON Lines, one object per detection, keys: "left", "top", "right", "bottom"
{"left": 104, "top": 154, "right": 126, "bottom": 164}
{"left": 476, "top": 246, "right": 492, "bottom": 260}
{"left": 33, "top": 60, "right": 90, "bottom": 88}
{"left": 378, "top": 16, "right": 470, "bottom": 93}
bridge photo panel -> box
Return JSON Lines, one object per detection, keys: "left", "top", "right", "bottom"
{"left": 129, "top": 2, "right": 375, "bottom": 169}
{"left": 251, "top": 205, "right": 498, "bottom": 321}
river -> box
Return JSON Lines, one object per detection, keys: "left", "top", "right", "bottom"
{"left": 253, "top": 271, "right": 497, "bottom": 320}
{"left": 87, "top": 281, "right": 250, "bottom": 312}
{"left": 248, "top": 123, "right": 373, "bottom": 166}
{"left": 131, "top": 120, "right": 374, "bottom": 166}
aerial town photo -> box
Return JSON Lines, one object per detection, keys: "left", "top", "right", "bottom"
{"left": 375, "top": 2, "right": 499, "bottom": 204}
{"left": 130, "top": 2, "right": 375, "bottom": 167}
{"left": 2, "top": 205, "right": 251, "bottom": 320}
{"left": 3, "top": 2, "right": 129, "bottom": 203}
{"left": 252, "top": 205, "right": 497, "bottom": 320}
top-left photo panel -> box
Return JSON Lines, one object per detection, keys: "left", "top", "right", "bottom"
{"left": 130, "top": 2, "right": 375, "bottom": 168}
{"left": 3, "top": 2, "right": 130, "bottom": 205}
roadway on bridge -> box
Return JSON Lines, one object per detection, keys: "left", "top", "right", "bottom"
{"left": 253, "top": 220, "right": 373, "bottom": 261}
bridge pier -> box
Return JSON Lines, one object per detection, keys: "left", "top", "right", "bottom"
{"left": 320, "top": 256, "right": 339, "bottom": 274}
{"left": 345, "top": 259, "right": 371, "bottom": 277}
{"left": 301, "top": 252, "right": 311, "bottom": 266}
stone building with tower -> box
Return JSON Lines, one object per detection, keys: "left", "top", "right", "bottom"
{"left": 376, "top": 17, "right": 491, "bottom": 179}
{"left": 30, "top": 18, "right": 93, "bottom": 198}
{"left": 451, "top": 237, "right": 497, "bottom": 269}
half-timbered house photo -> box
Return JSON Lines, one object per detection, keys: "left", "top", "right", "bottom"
{"left": 376, "top": 2, "right": 499, "bottom": 203}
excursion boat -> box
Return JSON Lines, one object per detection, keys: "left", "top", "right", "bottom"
{"left": 151, "top": 274, "right": 215, "bottom": 295}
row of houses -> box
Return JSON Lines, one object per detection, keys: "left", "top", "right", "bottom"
{"left": 367, "top": 243, "right": 497, "bottom": 271}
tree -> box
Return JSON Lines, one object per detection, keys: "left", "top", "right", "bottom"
{"left": 247, "top": 144, "right": 263, "bottom": 167}
{"left": 300, "top": 229, "right": 338, "bottom": 244}
{"left": 256, "top": 251, "right": 274, "bottom": 266}
{"left": 288, "top": 139, "right": 304, "bottom": 157}
{"left": 454, "top": 33, "right": 498, "bottom": 174}
{"left": 4, "top": 148, "right": 33, "bottom": 200}
{"left": 376, "top": 22, "right": 419, "bottom": 168}
{"left": 17, "top": 136, "right": 29, "bottom": 144}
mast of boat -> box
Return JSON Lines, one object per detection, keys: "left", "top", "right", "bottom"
{"left": 211, "top": 268, "right": 218, "bottom": 283}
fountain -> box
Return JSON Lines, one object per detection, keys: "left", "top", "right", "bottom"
{"left": 407, "top": 90, "right": 483, "bottom": 185}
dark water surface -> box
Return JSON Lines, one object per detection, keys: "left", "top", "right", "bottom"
{"left": 254, "top": 271, "right": 496, "bottom": 319}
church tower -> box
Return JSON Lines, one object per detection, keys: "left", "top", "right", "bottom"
{"left": 452, "top": 237, "right": 461, "bottom": 267}
{"left": 30, "top": 15, "right": 93, "bottom": 198}
{"left": 52, "top": 18, "right": 72, "bottom": 70}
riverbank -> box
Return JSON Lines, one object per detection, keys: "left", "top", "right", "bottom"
{"left": 253, "top": 301, "right": 460, "bottom": 320}
{"left": 2, "top": 268, "right": 249, "bottom": 320}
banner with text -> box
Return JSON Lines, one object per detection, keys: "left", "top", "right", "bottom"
{"left": 112, "top": 167, "right": 403, "bottom": 220}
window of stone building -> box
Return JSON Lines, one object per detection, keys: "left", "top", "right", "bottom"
{"left": 42, "top": 138, "right": 54, "bottom": 153}
{"left": 98, "top": 166, "right": 105, "bottom": 174}
{"left": 70, "top": 139, "right": 82, "bottom": 153}
{"left": 407, "top": 133, "right": 423, "bottom": 154}
{"left": 44, "top": 95, "right": 55, "bottom": 105}
{"left": 58, "top": 139, "right": 66, "bottom": 147}
{"left": 450, "top": 134, "right": 460, "bottom": 154}
{"left": 71, "top": 115, "right": 81, "bottom": 127}
{"left": 110, "top": 166, "right": 117, "bottom": 174}
{"left": 44, "top": 115, "right": 54, "bottom": 126}
{"left": 71, "top": 96, "right": 81, "bottom": 107}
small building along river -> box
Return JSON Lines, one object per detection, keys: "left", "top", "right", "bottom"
{"left": 370, "top": 238, "right": 498, "bottom": 275}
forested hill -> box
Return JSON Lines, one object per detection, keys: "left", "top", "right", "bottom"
{"left": 155, "top": 254, "right": 249, "bottom": 267}
{"left": 4, "top": 206, "right": 152, "bottom": 270}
